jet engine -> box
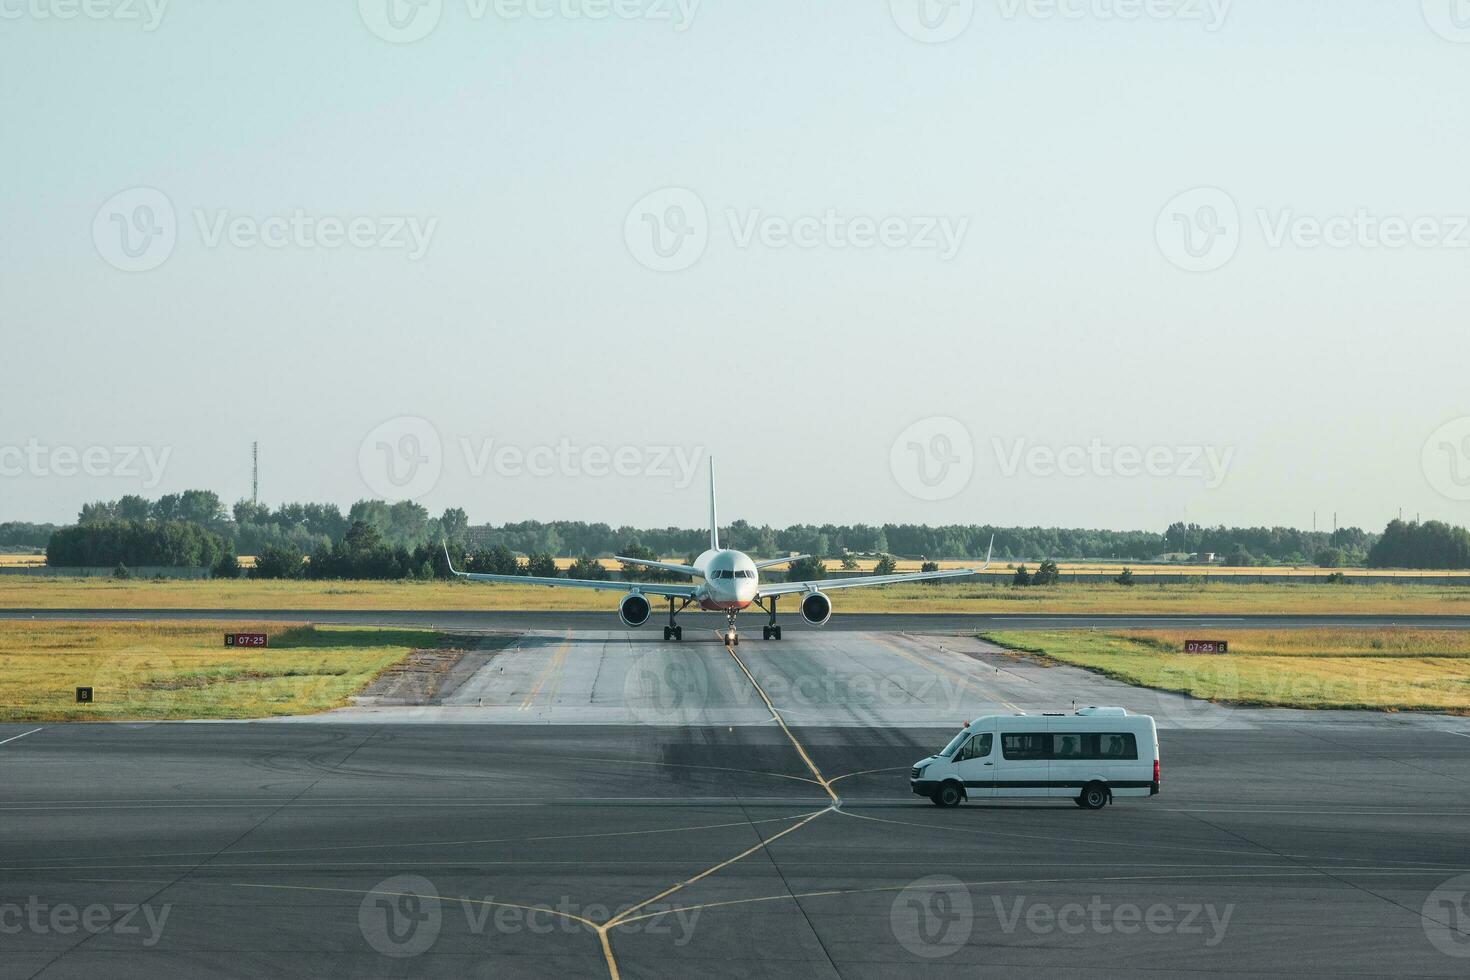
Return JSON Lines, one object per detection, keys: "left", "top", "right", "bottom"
{"left": 618, "top": 593, "right": 652, "bottom": 628}
{"left": 799, "top": 591, "right": 832, "bottom": 627}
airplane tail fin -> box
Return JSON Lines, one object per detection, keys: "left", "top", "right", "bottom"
{"left": 708, "top": 456, "right": 719, "bottom": 551}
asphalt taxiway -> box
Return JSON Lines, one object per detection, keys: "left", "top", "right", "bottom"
{"left": 2, "top": 631, "right": 1467, "bottom": 978}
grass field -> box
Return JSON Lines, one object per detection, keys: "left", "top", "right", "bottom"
{"left": 985, "top": 629, "right": 1470, "bottom": 713}
{"left": 2, "top": 577, "right": 1470, "bottom": 615}
{"left": 0, "top": 622, "right": 446, "bottom": 722}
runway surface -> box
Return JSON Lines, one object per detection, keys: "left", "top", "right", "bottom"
{"left": 2, "top": 631, "right": 1468, "bottom": 978}
{"left": 6, "top": 608, "right": 1470, "bottom": 632}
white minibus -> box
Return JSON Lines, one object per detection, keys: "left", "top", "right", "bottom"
{"left": 910, "top": 707, "right": 1160, "bottom": 809}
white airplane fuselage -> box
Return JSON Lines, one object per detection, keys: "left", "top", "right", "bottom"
{"left": 690, "top": 549, "right": 760, "bottom": 611}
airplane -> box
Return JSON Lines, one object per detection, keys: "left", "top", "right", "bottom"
{"left": 444, "top": 459, "right": 992, "bottom": 645}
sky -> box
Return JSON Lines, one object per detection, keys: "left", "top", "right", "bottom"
{"left": 2, "top": 0, "right": 1469, "bottom": 533}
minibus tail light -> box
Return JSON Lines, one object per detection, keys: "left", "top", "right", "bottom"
{"left": 1153, "top": 759, "right": 1161, "bottom": 783}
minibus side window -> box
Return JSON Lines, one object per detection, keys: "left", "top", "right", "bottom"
{"left": 1052, "top": 734, "right": 1083, "bottom": 759}
{"left": 956, "top": 733, "right": 992, "bottom": 762}
{"left": 1100, "top": 733, "right": 1138, "bottom": 759}
{"left": 1001, "top": 733, "right": 1047, "bottom": 760}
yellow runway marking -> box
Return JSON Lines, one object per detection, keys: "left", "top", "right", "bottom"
{"left": 602, "top": 808, "right": 830, "bottom": 929}
{"left": 873, "top": 633, "right": 1025, "bottom": 713}
{"left": 593, "top": 642, "right": 843, "bottom": 978}
{"left": 722, "top": 644, "right": 840, "bottom": 804}
{"left": 611, "top": 867, "right": 1454, "bottom": 927}
{"left": 519, "top": 630, "right": 570, "bottom": 710}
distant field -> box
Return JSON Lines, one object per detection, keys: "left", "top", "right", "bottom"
{"left": 2, "top": 578, "right": 1470, "bottom": 614}
{"left": 986, "top": 629, "right": 1470, "bottom": 713}
{"left": 0, "top": 622, "right": 444, "bottom": 722}
{"left": 0, "top": 554, "right": 44, "bottom": 567}
{"left": 552, "top": 556, "right": 1470, "bottom": 579}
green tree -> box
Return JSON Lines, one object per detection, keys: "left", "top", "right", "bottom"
{"left": 1115, "top": 567, "right": 1136, "bottom": 586}
{"left": 1013, "top": 564, "right": 1032, "bottom": 586}
{"left": 873, "top": 555, "right": 898, "bottom": 576}
{"left": 787, "top": 556, "right": 828, "bottom": 582}
{"left": 213, "top": 550, "right": 241, "bottom": 580}
{"left": 1033, "top": 559, "right": 1061, "bottom": 586}
{"left": 439, "top": 507, "right": 470, "bottom": 545}
{"left": 567, "top": 555, "right": 608, "bottom": 580}
{"left": 252, "top": 545, "right": 305, "bottom": 579}
{"left": 525, "top": 553, "right": 558, "bottom": 578}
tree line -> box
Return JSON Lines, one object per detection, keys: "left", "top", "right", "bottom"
{"left": 30, "top": 490, "right": 1470, "bottom": 574}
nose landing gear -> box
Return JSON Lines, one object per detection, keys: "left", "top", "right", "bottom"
{"left": 723, "top": 612, "right": 739, "bottom": 646}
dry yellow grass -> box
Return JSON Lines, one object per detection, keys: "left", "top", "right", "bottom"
{"left": 0, "top": 554, "right": 45, "bottom": 567}
{"left": 0, "top": 621, "right": 440, "bottom": 722}
{"left": 987, "top": 629, "right": 1470, "bottom": 713}
{"left": 553, "top": 556, "right": 1468, "bottom": 578}
{"left": 2, "top": 577, "right": 1469, "bottom": 615}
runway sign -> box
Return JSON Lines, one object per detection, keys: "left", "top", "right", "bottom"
{"left": 1185, "top": 640, "right": 1228, "bottom": 654}
{"left": 76, "top": 686, "right": 93, "bottom": 703}
{"left": 225, "top": 633, "right": 269, "bottom": 648}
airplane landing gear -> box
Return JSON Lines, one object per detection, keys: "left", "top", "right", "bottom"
{"left": 723, "top": 612, "right": 739, "bottom": 647}
{"left": 663, "top": 597, "right": 690, "bottom": 642}
{"left": 755, "top": 597, "right": 782, "bottom": 641}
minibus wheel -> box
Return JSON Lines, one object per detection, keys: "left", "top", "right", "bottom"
{"left": 1078, "top": 782, "right": 1109, "bottom": 810}
{"left": 931, "top": 782, "right": 964, "bottom": 808}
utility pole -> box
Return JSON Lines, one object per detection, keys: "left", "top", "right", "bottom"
{"left": 252, "top": 442, "right": 259, "bottom": 506}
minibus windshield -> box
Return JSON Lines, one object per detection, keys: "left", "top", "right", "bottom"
{"left": 939, "top": 730, "right": 970, "bottom": 757}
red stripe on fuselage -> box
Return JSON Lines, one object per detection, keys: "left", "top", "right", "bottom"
{"left": 699, "top": 599, "right": 751, "bottom": 611}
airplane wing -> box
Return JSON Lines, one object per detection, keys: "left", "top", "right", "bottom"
{"left": 753, "top": 554, "right": 810, "bottom": 569}
{"left": 445, "top": 547, "right": 699, "bottom": 598}
{"left": 613, "top": 556, "right": 700, "bottom": 578}
{"left": 758, "top": 537, "right": 993, "bottom": 598}
{"left": 758, "top": 566, "right": 978, "bottom": 597}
